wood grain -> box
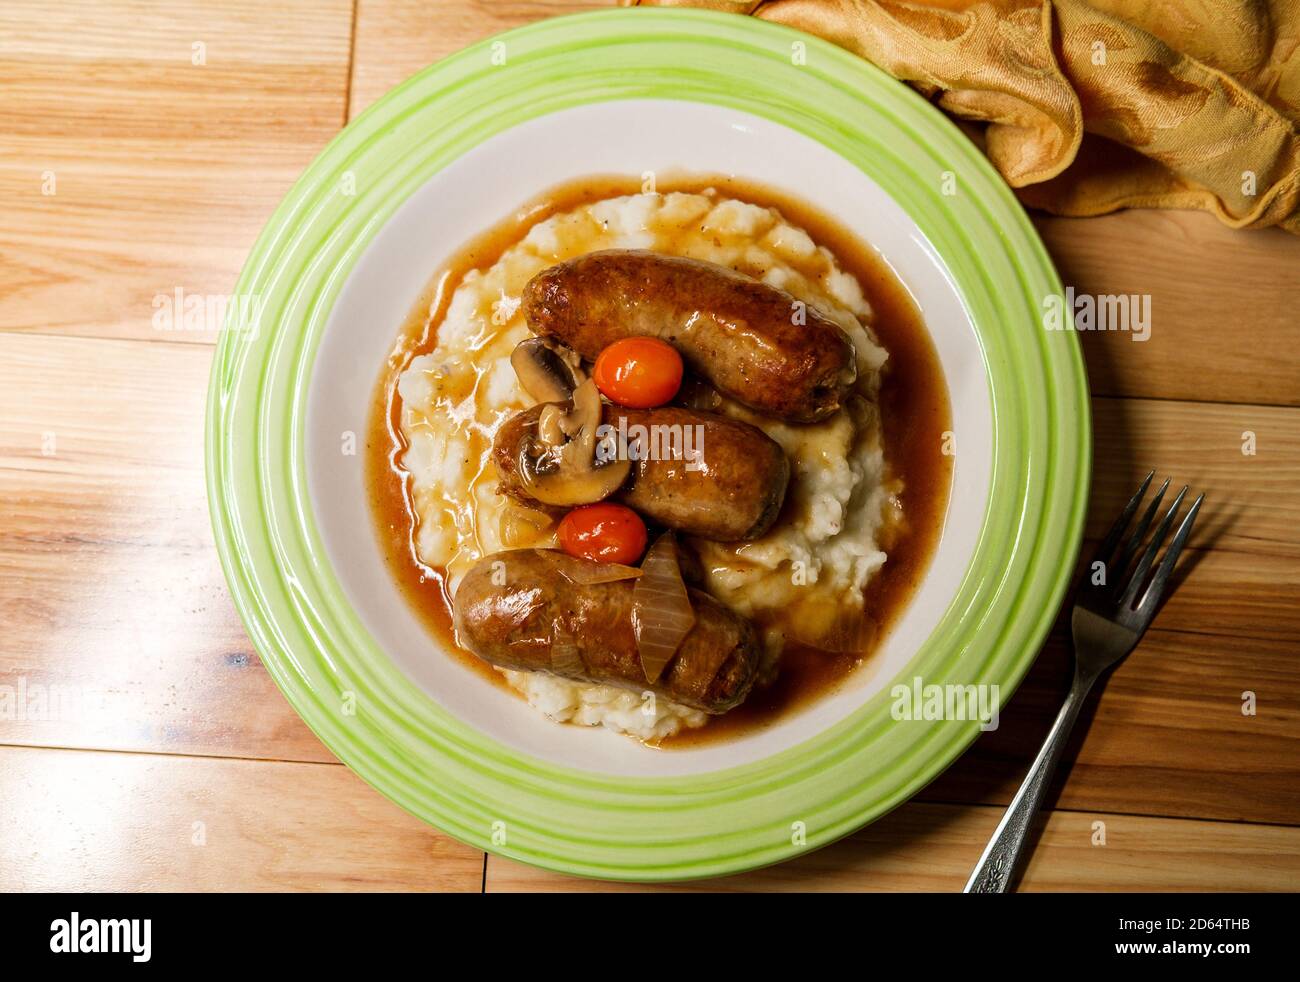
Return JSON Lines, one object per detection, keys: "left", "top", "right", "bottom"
{"left": 1085, "top": 396, "right": 1299, "bottom": 562}
{"left": 349, "top": 0, "right": 617, "bottom": 116}
{"left": 0, "top": 745, "right": 483, "bottom": 891}
{"left": 0, "top": 333, "right": 326, "bottom": 762}
{"left": 1038, "top": 211, "right": 1300, "bottom": 407}
{"left": 486, "top": 801, "right": 1300, "bottom": 892}
{"left": 921, "top": 628, "right": 1300, "bottom": 824}
{"left": 0, "top": 0, "right": 354, "bottom": 345}
{"left": 917, "top": 395, "right": 1300, "bottom": 823}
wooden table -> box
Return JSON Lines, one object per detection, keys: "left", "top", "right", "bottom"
{"left": 2, "top": 0, "right": 1297, "bottom": 892}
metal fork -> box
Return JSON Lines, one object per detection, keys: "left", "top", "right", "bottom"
{"left": 964, "top": 472, "right": 1204, "bottom": 893}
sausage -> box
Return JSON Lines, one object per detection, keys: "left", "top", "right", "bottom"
{"left": 522, "top": 250, "right": 857, "bottom": 423}
{"left": 493, "top": 403, "right": 790, "bottom": 541}
{"left": 453, "top": 549, "right": 761, "bottom": 713}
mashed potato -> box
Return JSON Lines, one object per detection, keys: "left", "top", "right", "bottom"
{"left": 397, "top": 190, "right": 893, "bottom": 741}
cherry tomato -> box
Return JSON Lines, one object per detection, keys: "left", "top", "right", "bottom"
{"left": 593, "top": 337, "right": 683, "bottom": 408}
{"left": 557, "top": 503, "right": 648, "bottom": 565}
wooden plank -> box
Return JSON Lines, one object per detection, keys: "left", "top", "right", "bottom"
{"left": 0, "top": 745, "right": 483, "bottom": 891}
{"left": 921, "top": 396, "right": 1300, "bottom": 823}
{"left": 485, "top": 800, "right": 1300, "bottom": 891}
{"left": 349, "top": 0, "right": 617, "bottom": 116}
{"left": 0, "top": 333, "right": 329, "bottom": 762}
{"left": 0, "top": 0, "right": 354, "bottom": 344}
{"left": 1087, "top": 396, "right": 1299, "bottom": 562}
{"left": 921, "top": 628, "right": 1300, "bottom": 824}
{"left": 1036, "top": 211, "right": 1300, "bottom": 408}
{"left": 2, "top": 334, "right": 1297, "bottom": 829}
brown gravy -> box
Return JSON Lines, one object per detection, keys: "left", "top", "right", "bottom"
{"left": 365, "top": 174, "right": 952, "bottom": 745}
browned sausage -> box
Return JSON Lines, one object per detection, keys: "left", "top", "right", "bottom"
{"left": 452, "top": 549, "right": 761, "bottom": 713}
{"left": 493, "top": 404, "right": 789, "bottom": 541}
{"left": 522, "top": 250, "right": 857, "bottom": 423}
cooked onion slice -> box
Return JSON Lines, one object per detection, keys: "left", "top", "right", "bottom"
{"left": 548, "top": 551, "right": 642, "bottom": 585}
{"left": 631, "top": 532, "right": 696, "bottom": 684}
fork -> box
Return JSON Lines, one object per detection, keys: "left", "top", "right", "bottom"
{"left": 964, "top": 472, "right": 1204, "bottom": 893}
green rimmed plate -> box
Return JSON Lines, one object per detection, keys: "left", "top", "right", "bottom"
{"left": 206, "top": 8, "right": 1090, "bottom": 881}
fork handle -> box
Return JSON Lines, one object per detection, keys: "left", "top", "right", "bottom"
{"left": 964, "top": 667, "right": 1098, "bottom": 893}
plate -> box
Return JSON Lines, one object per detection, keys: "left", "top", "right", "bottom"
{"left": 206, "top": 8, "right": 1090, "bottom": 881}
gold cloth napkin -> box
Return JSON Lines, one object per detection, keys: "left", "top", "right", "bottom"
{"left": 634, "top": 0, "right": 1300, "bottom": 233}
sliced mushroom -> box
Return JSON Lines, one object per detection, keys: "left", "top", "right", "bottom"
{"left": 511, "top": 337, "right": 579, "bottom": 404}
{"left": 516, "top": 379, "right": 631, "bottom": 506}
{"left": 536, "top": 404, "right": 567, "bottom": 447}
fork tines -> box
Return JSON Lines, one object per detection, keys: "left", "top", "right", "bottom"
{"left": 1091, "top": 471, "right": 1204, "bottom": 617}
